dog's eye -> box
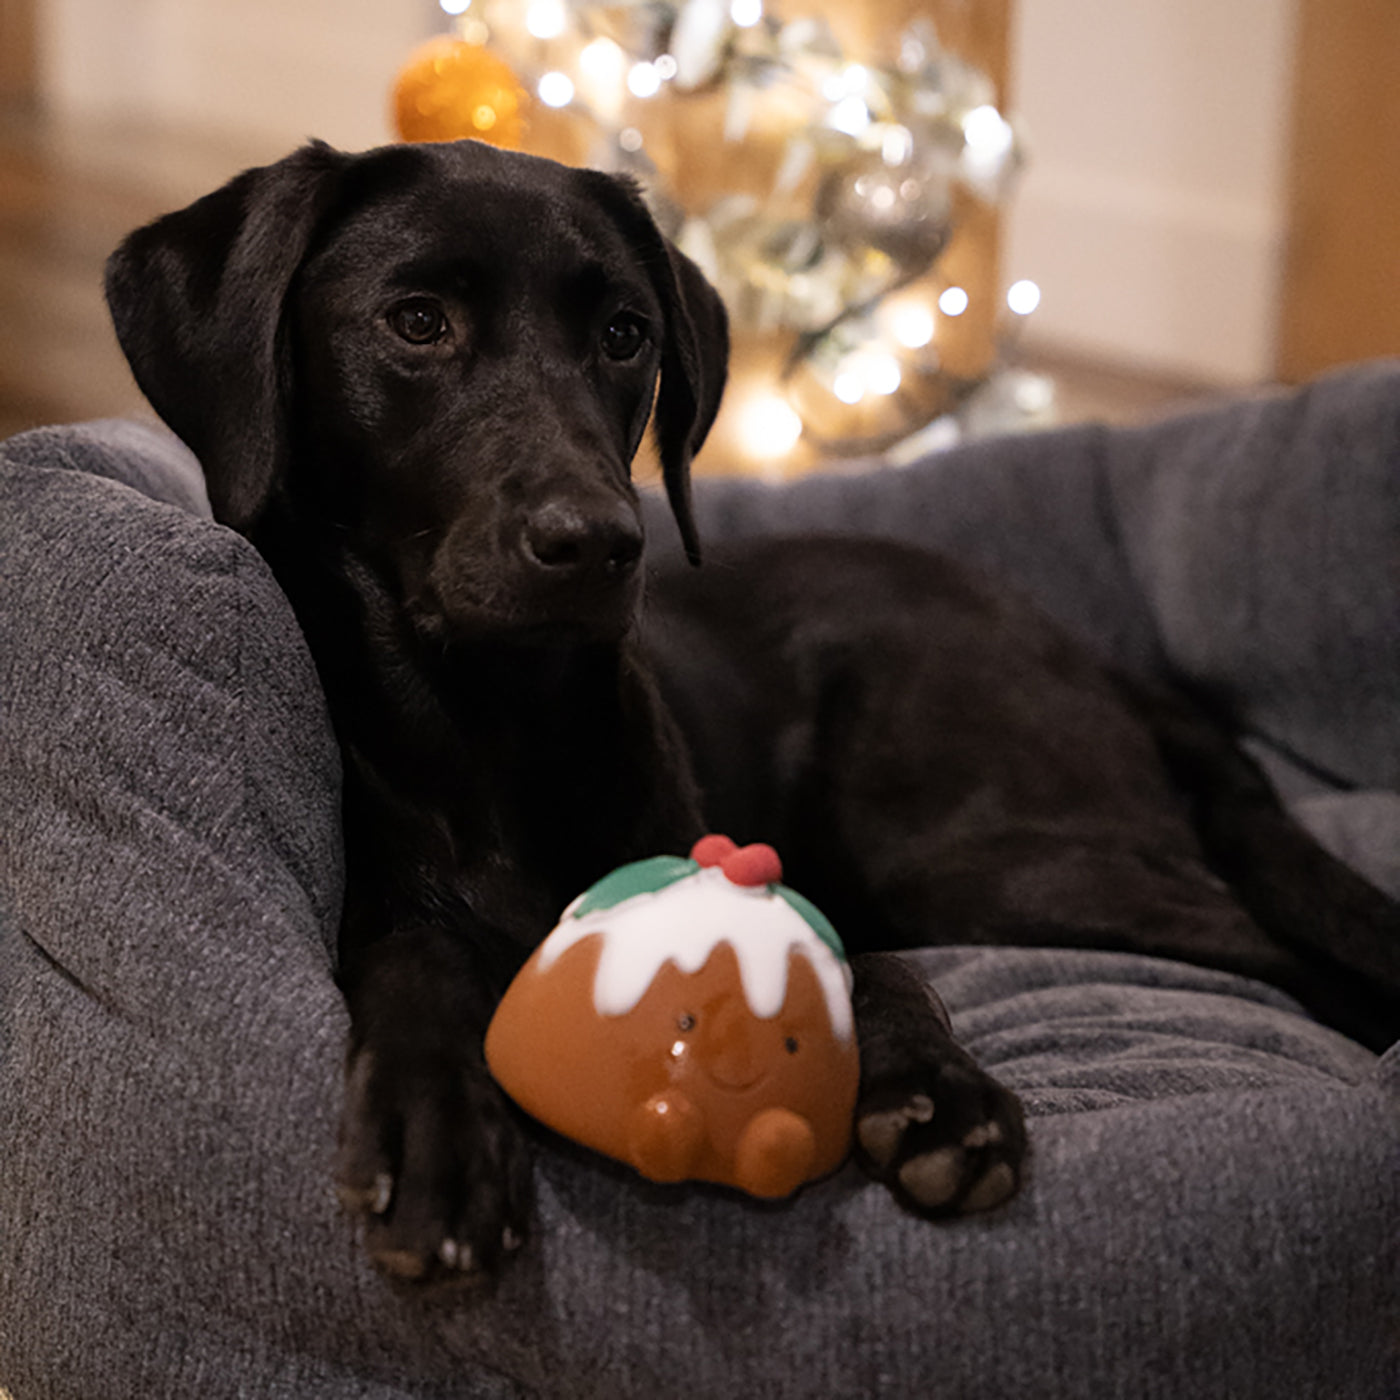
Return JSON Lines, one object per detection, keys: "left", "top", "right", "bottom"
{"left": 601, "top": 313, "right": 647, "bottom": 361}
{"left": 389, "top": 299, "right": 449, "bottom": 346}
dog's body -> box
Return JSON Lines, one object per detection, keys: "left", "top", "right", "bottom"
{"left": 105, "top": 139, "right": 1400, "bottom": 1288}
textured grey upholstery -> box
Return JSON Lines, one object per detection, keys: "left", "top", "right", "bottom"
{"left": 3, "top": 363, "right": 1398, "bottom": 1399}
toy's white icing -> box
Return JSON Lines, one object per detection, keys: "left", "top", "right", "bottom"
{"left": 543, "top": 867, "right": 855, "bottom": 1041}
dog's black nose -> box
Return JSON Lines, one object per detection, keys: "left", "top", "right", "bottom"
{"left": 522, "top": 498, "right": 643, "bottom": 581}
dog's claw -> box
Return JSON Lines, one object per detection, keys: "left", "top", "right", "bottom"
{"left": 371, "top": 1172, "right": 394, "bottom": 1215}
{"left": 334, "top": 1170, "right": 396, "bottom": 1218}
{"left": 438, "top": 1238, "right": 476, "bottom": 1273}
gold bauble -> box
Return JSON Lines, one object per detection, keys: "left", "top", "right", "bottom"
{"left": 392, "top": 37, "right": 526, "bottom": 148}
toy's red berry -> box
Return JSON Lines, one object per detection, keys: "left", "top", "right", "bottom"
{"left": 721, "top": 843, "right": 783, "bottom": 887}
{"left": 691, "top": 834, "right": 738, "bottom": 868}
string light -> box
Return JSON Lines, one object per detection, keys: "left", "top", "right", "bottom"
{"left": 822, "top": 64, "right": 871, "bottom": 101}
{"left": 861, "top": 352, "right": 902, "bottom": 396}
{"left": 962, "top": 104, "right": 1014, "bottom": 156}
{"left": 628, "top": 61, "right": 662, "bottom": 98}
{"left": 537, "top": 71, "right": 574, "bottom": 106}
{"left": 881, "top": 125, "right": 914, "bottom": 167}
{"left": 938, "top": 286, "right": 970, "bottom": 317}
{"left": 731, "top": 0, "right": 763, "bottom": 27}
{"left": 1007, "top": 279, "right": 1041, "bottom": 315}
{"left": 525, "top": 0, "right": 566, "bottom": 39}
{"left": 579, "top": 37, "right": 625, "bottom": 86}
{"left": 828, "top": 96, "right": 871, "bottom": 137}
{"left": 439, "top": 0, "right": 471, "bottom": 14}
{"left": 833, "top": 371, "right": 865, "bottom": 405}
{"left": 890, "top": 301, "right": 935, "bottom": 349}
{"left": 737, "top": 394, "right": 803, "bottom": 457}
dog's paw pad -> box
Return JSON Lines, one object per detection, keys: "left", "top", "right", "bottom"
{"left": 961, "top": 1121, "right": 1004, "bottom": 1151}
{"left": 857, "top": 1093, "right": 935, "bottom": 1167}
{"left": 372, "top": 1247, "right": 435, "bottom": 1282}
{"left": 896, "top": 1146, "right": 964, "bottom": 1209}
{"left": 960, "top": 1161, "right": 1018, "bottom": 1214}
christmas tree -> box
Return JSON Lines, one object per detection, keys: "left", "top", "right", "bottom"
{"left": 393, "top": 0, "right": 1039, "bottom": 476}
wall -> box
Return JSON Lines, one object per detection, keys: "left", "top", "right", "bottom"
{"left": 36, "top": 0, "right": 1299, "bottom": 382}
{"left": 39, "top": 0, "right": 432, "bottom": 153}
{"left": 1005, "top": 0, "right": 1299, "bottom": 381}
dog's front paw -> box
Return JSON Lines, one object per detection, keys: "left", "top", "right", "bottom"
{"left": 334, "top": 1043, "right": 532, "bottom": 1288}
{"left": 854, "top": 1052, "right": 1026, "bottom": 1218}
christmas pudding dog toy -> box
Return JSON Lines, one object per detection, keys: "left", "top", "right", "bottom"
{"left": 484, "top": 836, "right": 859, "bottom": 1199}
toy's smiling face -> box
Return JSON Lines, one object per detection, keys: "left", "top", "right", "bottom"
{"left": 484, "top": 849, "right": 860, "bottom": 1197}
{"left": 652, "top": 941, "right": 835, "bottom": 1095}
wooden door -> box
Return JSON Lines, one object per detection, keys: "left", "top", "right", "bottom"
{"left": 1277, "top": 0, "right": 1400, "bottom": 381}
{"left": 0, "top": 0, "right": 38, "bottom": 107}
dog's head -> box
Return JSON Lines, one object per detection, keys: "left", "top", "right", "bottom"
{"left": 105, "top": 140, "right": 728, "bottom": 645}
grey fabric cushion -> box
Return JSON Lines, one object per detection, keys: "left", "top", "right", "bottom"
{"left": 3, "top": 376, "right": 1399, "bottom": 1399}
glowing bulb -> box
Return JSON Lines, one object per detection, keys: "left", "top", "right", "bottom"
{"left": 938, "top": 285, "right": 969, "bottom": 317}
{"left": 1007, "top": 279, "right": 1041, "bottom": 315}
{"left": 628, "top": 61, "right": 661, "bottom": 98}
{"left": 537, "top": 71, "right": 574, "bottom": 107}
{"left": 1014, "top": 374, "right": 1056, "bottom": 414}
{"left": 833, "top": 371, "right": 865, "bottom": 405}
{"left": 738, "top": 395, "right": 803, "bottom": 457}
{"left": 654, "top": 53, "right": 678, "bottom": 81}
{"left": 863, "top": 353, "right": 902, "bottom": 396}
{"left": 525, "top": 0, "right": 567, "bottom": 38}
{"left": 731, "top": 0, "right": 763, "bottom": 26}
{"left": 829, "top": 96, "right": 871, "bottom": 137}
{"left": 439, "top": 0, "right": 471, "bottom": 13}
{"left": 891, "top": 302, "right": 935, "bottom": 349}
{"left": 962, "top": 104, "right": 1014, "bottom": 156}
{"left": 823, "top": 64, "right": 870, "bottom": 101}
{"left": 580, "top": 37, "right": 624, "bottom": 82}
{"left": 882, "top": 124, "right": 913, "bottom": 167}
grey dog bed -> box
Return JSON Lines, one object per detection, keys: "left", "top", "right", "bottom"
{"left": 2, "top": 362, "right": 1399, "bottom": 1399}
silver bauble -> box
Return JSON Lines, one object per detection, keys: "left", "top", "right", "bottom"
{"left": 816, "top": 153, "right": 953, "bottom": 272}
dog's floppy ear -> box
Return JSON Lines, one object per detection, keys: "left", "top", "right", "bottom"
{"left": 104, "top": 141, "right": 349, "bottom": 531}
{"left": 584, "top": 172, "right": 729, "bottom": 566}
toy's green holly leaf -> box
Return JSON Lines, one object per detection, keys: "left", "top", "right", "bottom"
{"left": 571, "top": 855, "right": 698, "bottom": 919}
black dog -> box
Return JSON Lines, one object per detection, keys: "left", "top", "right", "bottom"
{"left": 105, "top": 138, "right": 1400, "bottom": 1287}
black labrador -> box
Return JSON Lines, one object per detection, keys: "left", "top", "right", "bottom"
{"left": 105, "top": 138, "right": 1400, "bottom": 1287}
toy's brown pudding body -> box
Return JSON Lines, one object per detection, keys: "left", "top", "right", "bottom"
{"left": 485, "top": 838, "right": 859, "bottom": 1198}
